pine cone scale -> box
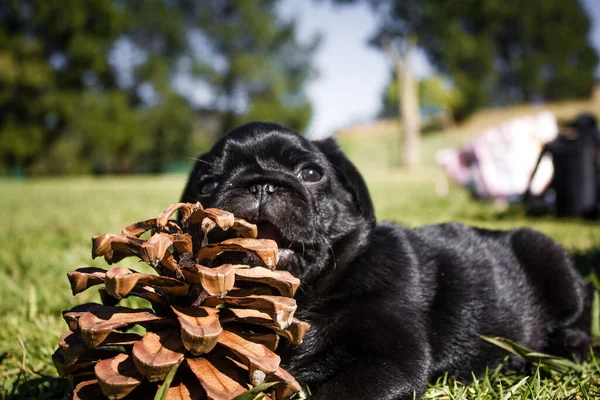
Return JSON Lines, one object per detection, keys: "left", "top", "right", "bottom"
{"left": 233, "top": 267, "right": 300, "bottom": 297}
{"left": 132, "top": 330, "right": 186, "bottom": 382}
{"left": 185, "top": 357, "right": 247, "bottom": 400}
{"left": 171, "top": 306, "right": 222, "bottom": 355}
{"left": 94, "top": 353, "right": 143, "bottom": 399}
{"left": 196, "top": 239, "right": 279, "bottom": 268}
{"left": 104, "top": 267, "right": 188, "bottom": 299}
{"left": 219, "top": 295, "right": 297, "bottom": 330}
{"left": 78, "top": 308, "right": 170, "bottom": 348}
{"left": 181, "top": 264, "right": 237, "bottom": 295}
{"left": 73, "top": 379, "right": 105, "bottom": 400}
{"left": 68, "top": 268, "right": 107, "bottom": 295}
{"left": 217, "top": 330, "right": 281, "bottom": 385}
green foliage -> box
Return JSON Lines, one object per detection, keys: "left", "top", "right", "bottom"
{"left": 0, "top": 0, "right": 316, "bottom": 176}
{"left": 194, "top": 0, "right": 318, "bottom": 133}
{"left": 339, "top": 0, "right": 599, "bottom": 121}
{"left": 419, "top": 78, "right": 462, "bottom": 112}
{"left": 381, "top": 75, "right": 462, "bottom": 124}
{"left": 0, "top": 0, "right": 124, "bottom": 175}
{"left": 140, "top": 94, "right": 196, "bottom": 173}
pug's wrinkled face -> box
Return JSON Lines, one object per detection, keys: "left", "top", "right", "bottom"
{"left": 181, "top": 122, "right": 375, "bottom": 283}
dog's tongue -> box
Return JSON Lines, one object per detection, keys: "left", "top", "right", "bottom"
{"left": 255, "top": 222, "right": 295, "bottom": 268}
{"left": 256, "top": 222, "right": 281, "bottom": 244}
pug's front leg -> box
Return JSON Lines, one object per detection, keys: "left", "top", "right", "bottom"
{"left": 308, "top": 354, "right": 431, "bottom": 400}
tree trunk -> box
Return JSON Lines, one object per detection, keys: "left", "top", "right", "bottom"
{"left": 387, "top": 39, "right": 420, "bottom": 169}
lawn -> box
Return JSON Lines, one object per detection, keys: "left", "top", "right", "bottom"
{"left": 1, "top": 102, "right": 600, "bottom": 399}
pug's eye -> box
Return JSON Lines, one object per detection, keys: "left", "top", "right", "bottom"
{"left": 199, "top": 180, "right": 218, "bottom": 196}
{"left": 298, "top": 167, "right": 322, "bottom": 183}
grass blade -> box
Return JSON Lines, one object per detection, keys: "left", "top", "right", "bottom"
{"left": 154, "top": 361, "right": 181, "bottom": 400}
{"left": 233, "top": 382, "right": 278, "bottom": 400}
{"left": 592, "top": 290, "right": 600, "bottom": 337}
{"left": 501, "top": 376, "right": 529, "bottom": 400}
{"left": 481, "top": 336, "right": 525, "bottom": 358}
{"left": 481, "top": 336, "right": 584, "bottom": 373}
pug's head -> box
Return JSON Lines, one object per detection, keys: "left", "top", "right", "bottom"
{"left": 180, "top": 122, "right": 375, "bottom": 284}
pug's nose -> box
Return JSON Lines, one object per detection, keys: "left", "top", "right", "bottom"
{"left": 249, "top": 183, "right": 277, "bottom": 196}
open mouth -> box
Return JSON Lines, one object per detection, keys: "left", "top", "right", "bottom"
{"left": 255, "top": 220, "right": 282, "bottom": 243}
{"left": 250, "top": 219, "right": 295, "bottom": 268}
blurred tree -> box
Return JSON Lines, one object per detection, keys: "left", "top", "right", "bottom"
{"left": 191, "top": 0, "right": 318, "bottom": 133}
{"left": 386, "top": 39, "right": 421, "bottom": 168}
{"left": 0, "top": 0, "right": 316, "bottom": 176}
{"left": 334, "top": 0, "right": 598, "bottom": 121}
{"left": 381, "top": 75, "right": 463, "bottom": 129}
{"left": 0, "top": 0, "right": 129, "bottom": 175}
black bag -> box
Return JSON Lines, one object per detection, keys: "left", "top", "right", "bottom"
{"left": 526, "top": 135, "right": 599, "bottom": 218}
{"left": 547, "top": 135, "right": 597, "bottom": 217}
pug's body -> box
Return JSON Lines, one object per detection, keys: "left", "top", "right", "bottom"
{"left": 181, "top": 122, "right": 591, "bottom": 400}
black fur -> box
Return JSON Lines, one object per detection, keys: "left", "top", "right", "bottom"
{"left": 181, "top": 122, "right": 592, "bottom": 399}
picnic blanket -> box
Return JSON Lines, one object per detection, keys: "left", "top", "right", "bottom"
{"left": 437, "top": 111, "right": 558, "bottom": 202}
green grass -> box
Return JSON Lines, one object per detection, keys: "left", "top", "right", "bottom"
{"left": 0, "top": 176, "right": 184, "bottom": 399}
{"left": 2, "top": 102, "right": 600, "bottom": 398}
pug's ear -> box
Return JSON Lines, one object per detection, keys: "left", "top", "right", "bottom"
{"left": 313, "top": 138, "right": 376, "bottom": 226}
{"left": 180, "top": 153, "right": 211, "bottom": 204}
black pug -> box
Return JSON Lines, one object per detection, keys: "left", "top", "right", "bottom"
{"left": 180, "top": 122, "right": 592, "bottom": 399}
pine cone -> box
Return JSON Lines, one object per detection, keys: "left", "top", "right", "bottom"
{"left": 53, "top": 202, "right": 309, "bottom": 400}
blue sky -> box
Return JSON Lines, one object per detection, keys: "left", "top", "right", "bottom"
{"left": 279, "top": 0, "right": 600, "bottom": 139}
